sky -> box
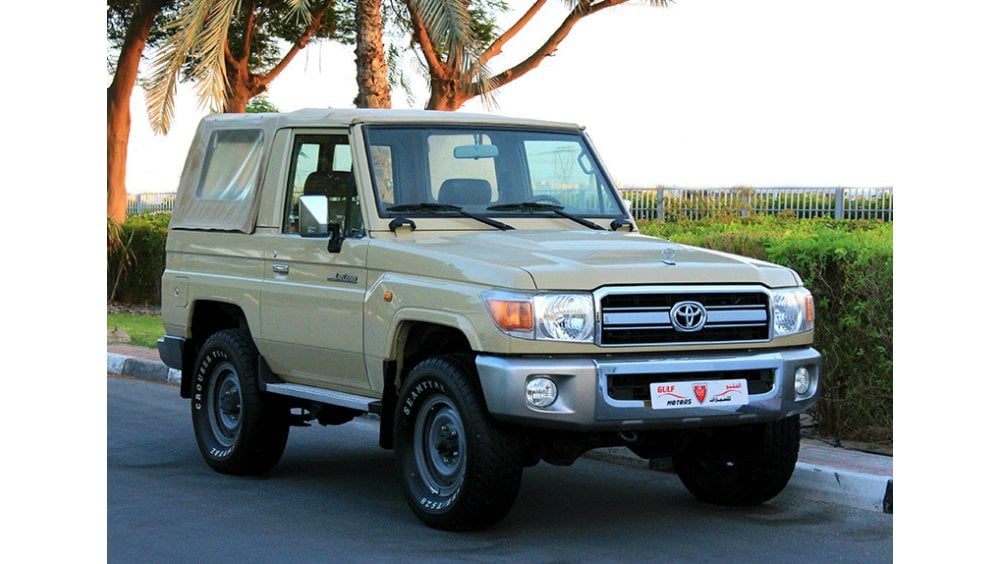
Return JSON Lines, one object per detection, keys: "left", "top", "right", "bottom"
{"left": 4, "top": 0, "right": 1000, "bottom": 559}
{"left": 126, "top": 0, "right": 899, "bottom": 194}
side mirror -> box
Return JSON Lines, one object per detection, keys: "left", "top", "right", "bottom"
{"left": 299, "top": 195, "right": 329, "bottom": 237}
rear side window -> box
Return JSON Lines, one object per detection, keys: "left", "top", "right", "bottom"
{"left": 196, "top": 129, "right": 264, "bottom": 201}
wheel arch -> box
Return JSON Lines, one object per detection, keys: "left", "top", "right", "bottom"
{"left": 379, "top": 319, "right": 476, "bottom": 449}
{"left": 179, "top": 300, "right": 252, "bottom": 399}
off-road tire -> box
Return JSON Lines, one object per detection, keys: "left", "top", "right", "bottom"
{"left": 191, "top": 329, "right": 289, "bottom": 475}
{"left": 673, "top": 415, "right": 800, "bottom": 506}
{"left": 394, "top": 355, "right": 524, "bottom": 531}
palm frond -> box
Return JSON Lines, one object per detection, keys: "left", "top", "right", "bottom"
{"left": 412, "top": 0, "right": 498, "bottom": 107}
{"left": 281, "top": 0, "right": 314, "bottom": 24}
{"left": 472, "top": 66, "right": 499, "bottom": 110}
{"left": 144, "top": 0, "right": 218, "bottom": 134}
{"left": 191, "top": 0, "right": 241, "bottom": 112}
{"left": 387, "top": 43, "right": 417, "bottom": 107}
{"left": 411, "top": 0, "right": 476, "bottom": 64}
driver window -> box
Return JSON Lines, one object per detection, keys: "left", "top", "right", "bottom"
{"left": 283, "top": 133, "right": 362, "bottom": 235}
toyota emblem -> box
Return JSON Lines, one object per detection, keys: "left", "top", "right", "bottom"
{"left": 670, "top": 301, "right": 707, "bottom": 332}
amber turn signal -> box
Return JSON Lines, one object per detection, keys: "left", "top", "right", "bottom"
{"left": 487, "top": 300, "right": 533, "bottom": 331}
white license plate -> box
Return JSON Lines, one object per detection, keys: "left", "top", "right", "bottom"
{"left": 649, "top": 379, "right": 749, "bottom": 410}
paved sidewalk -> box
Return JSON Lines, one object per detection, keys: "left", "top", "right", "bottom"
{"left": 108, "top": 344, "right": 892, "bottom": 514}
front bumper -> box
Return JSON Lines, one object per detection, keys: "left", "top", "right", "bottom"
{"left": 475, "top": 347, "right": 821, "bottom": 431}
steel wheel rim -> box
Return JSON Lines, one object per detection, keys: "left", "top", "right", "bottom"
{"left": 413, "top": 393, "right": 466, "bottom": 499}
{"left": 207, "top": 363, "right": 242, "bottom": 447}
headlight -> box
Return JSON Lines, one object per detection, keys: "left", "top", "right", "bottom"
{"left": 484, "top": 290, "right": 595, "bottom": 343}
{"left": 534, "top": 294, "right": 595, "bottom": 342}
{"left": 772, "top": 287, "right": 815, "bottom": 337}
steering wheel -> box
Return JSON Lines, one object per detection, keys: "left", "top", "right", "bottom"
{"left": 529, "top": 195, "right": 562, "bottom": 206}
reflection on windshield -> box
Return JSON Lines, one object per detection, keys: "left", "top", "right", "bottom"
{"left": 364, "top": 126, "right": 624, "bottom": 218}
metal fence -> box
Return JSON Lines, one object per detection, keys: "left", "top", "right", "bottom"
{"left": 127, "top": 187, "right": 893, "bottom": 221}
{"left": 620, "top": 187, "right": 893, "bottom": 222}
{"left": 126, "top": 192, "right": 176, "bottom": 216}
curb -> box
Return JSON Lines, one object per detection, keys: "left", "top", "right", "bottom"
{"left": 585, "top": 444, "right": 893, "bottom": 514}
{"left": 108, "top": 351, "right": 892, "bottom": 514}
{"left": 107, "top": 353, "right": 181, "bottom": 385}
{"left": 785, "top": 462, "right": 892, "bottom": 513}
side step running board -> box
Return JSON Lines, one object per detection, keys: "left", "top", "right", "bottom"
{"left": 265, "top": 382, "right": 382, "bottom": 414}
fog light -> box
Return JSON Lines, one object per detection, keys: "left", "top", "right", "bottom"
{"left": 794, "top": 367, "right": 811, "bottom": 395}
{"left": 526, "top": 377, "right": 558, "bottom": 408}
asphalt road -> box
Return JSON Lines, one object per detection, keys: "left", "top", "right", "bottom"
{"left": 108, "top": 376, "right": 892, "bottom": 563}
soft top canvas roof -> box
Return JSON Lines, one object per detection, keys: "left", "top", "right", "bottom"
{"left": 238, "top": 107, "right": 583, "bottom": 131}
{"left": 169, "top": 109, "right": 585, "bottom": 233}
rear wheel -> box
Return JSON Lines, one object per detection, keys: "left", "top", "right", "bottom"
{"left": 191, "top": 329, "right": 289, "bottom": 475}
{"left": 673, "top": 415, "right": 800, "bottom": 506}
{"left": 394, "top": 355, "right": 524, "bottom": 531}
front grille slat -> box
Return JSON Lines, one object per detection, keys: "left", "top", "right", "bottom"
{"left": 598, "top": 288, "right": 771, "bottom": 346}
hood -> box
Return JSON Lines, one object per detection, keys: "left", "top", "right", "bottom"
{"left": 366, "top": 229, "right": 801, "bottom": 290}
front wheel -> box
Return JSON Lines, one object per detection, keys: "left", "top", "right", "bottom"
{"left": 673, "top": 415, "right": 800, "bottom": 506}
{"left": 394, "top": 355, "right": 524, "bottom": 531}
{"left": 191, "top": 329, "right": 289, "bottom": 475}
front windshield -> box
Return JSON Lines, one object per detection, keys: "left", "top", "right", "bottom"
{"left": 363, "top": 125, "right": 625, "bottom": 218}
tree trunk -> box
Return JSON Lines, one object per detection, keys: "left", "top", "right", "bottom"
{"left": 354, "top": 0, "right": 391, "bottom": 108}
{"left": 222, "top": 0, "right": 334, "bottom": 114}
{"left": 107, "top": 0, "right": 169, "bottom": 222}
{"left": 413, "top": 0, "right": 634, "bottom": 112}
{"left": 426, "top": 78, "right": 470, "bottom": 111}
{"left": 222, "top": 69, "right": 256, "bottom": 113}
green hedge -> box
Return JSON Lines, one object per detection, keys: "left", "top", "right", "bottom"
{"left": 639, "top": 216, "right": 893, "bottom": 444}
{"left": 108, "top": 212, "right": 170, "bottom": 305}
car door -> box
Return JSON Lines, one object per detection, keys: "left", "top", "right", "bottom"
{"left": 257, "top": 131, "right": 370, "bottom": 394}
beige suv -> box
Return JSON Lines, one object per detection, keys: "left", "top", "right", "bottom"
{"left": 158, "top": 109, "right": 821, "bottom": 531}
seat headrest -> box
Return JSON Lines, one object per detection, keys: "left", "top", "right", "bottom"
{"left": 438, "top": 178, "right": 492, "bottom": 206}
{"left": 304, "top": 170, "right": 354, "bottom": 198}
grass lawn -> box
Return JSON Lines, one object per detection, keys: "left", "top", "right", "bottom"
{"left": 108, "top": 312, "right": 163, "bottom": 348}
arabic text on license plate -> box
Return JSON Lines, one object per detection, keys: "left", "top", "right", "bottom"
{"left": 648, "top": 379, "right": 749, "bottom": 410}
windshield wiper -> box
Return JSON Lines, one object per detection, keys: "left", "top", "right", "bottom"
{"left": 385, "top": 203, "right": 514, "bottom": 231}
{"left": 486, "top": 202, "right": 607, "bottom": 231}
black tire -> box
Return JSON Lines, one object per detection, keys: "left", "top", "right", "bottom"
{"left": 191, "top": 329, "right": 289, "bottom": 475}
{"left": 394, "top": 355, "right": 524, "bottom": 531}
{"left": 673, "top": 415, "right": 800, "bottom": 506}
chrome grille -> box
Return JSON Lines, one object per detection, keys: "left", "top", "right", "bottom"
{"left": 597, "top": 286, "right": 771, "bottom": 346}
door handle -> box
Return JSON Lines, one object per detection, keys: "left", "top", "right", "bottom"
{"left": 272, "top": 263, "right": 289, "bottom": 275}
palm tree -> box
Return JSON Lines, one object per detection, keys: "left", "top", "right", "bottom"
{"left": 408, "top": 0, "right": 671, "bottom": 111}
{"left": 144, "top": 0, "right": 344, "bottom": 135}
{"left": 355, "top": 0, "right": 392, "bottom": 108}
